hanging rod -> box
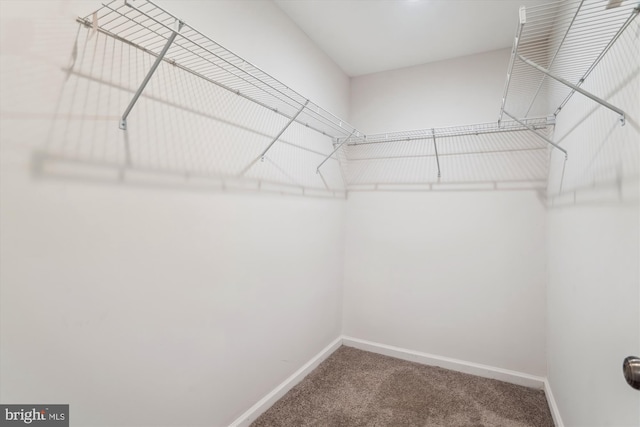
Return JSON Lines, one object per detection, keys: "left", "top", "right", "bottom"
{"left": 499, "top": 0, "right": 639, "bottom": 123}
{"left": 81, "top": 0, "right": 364, "bottom": 141}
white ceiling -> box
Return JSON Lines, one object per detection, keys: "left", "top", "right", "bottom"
{"left": 274, "top": 0, "right": 550, "bottom": 77}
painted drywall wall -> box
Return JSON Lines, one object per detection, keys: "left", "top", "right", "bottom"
{"left": 0, "top": 1, "right": 348, "bottom": 426}
{"left": 350, "top": 48, "right": 511, "bottom": 133}
{"left": 344, "top": 49, "right": 548, "bottom": 376}
{"left": 546, "top": 15, "right": 640, "bottom": 427}
{"left": 162, "top": 0, "right": 350, "bottom": 120}
{"left": 343, "top": 191, "right": 547, "bottom": 376}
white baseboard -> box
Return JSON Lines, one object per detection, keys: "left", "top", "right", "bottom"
{"left": 228, "top": 336, "right": 343, "bottom": 427}
{"left": 230, "top": 336, "right": 556, "bottom": 427}
{"left": 544, "top": 379, "right": 565, "bottom": 427}
{"left": 341, "top": 336, "right": 546, "bottom": 390}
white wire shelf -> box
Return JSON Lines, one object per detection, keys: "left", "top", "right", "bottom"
{"left": 76, "top": 0, "right": 636, "bottom": 185}
{"left": 342, "top": 118, "right": 554, "bottom": 188}
{"left": 80, "top": 0, "right": 365, "bottom": 143}
{"left": 340, "top": 117, "right": 551, "bottom": 145}
{"left": 499, "top": 0, "right": 639, "bottom": 124}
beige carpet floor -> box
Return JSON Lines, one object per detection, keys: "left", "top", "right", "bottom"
{"left": 251, "top": 346, "right": 554, "bottom": 427}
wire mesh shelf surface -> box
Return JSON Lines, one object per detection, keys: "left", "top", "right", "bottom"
{"left": 340, "top": 118, "right": 551, "bottom": 145}
{"left": 76, "top": 0, "right": 636, "bottom": 191}
{"left": 340, "top": 118, "right": 553, "bottom": 189}
{"left": 81, "top": 0, "right": 364, "bottom": 142}
{"left": 500, "top": 0, "right": 639, "bottom": 121}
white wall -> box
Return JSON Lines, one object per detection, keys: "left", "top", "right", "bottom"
{"left": 0, "top": 1, "right": 348, "bottom": 426}
{"left": 4, "top": 2, "right": 637, "bottom": 426}
{"left": 343, "top": 190, "right": 547, "bottom": 375}
{"left": 163, "top": 0, "right": 350, "bottom": 119}
{"left": 350, "top": 48, "right": 511, "bottom": 133}
{"left": 344, "top": 49, "right": 548, "bottom": 376}
{"left": 546, "top": 15, "right": 640, "bottom": 427}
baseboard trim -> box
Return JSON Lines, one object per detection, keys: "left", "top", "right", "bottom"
{"left": 229, "top": 336, "right": 554, "bottom": 427}
{"left": 543, "top": 379, "right": 564, "bottom": 427}
{"left": 228, "top": 336, "right": 343, "bottom": 427}
{"left": 342, "top": 336, "right": 546, "bottom": 390}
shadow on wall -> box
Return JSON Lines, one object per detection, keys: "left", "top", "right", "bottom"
{"left": 27, "top": 24, "right": 347, "bottom": 199}
{"left": 546, "top": 19, "right": 639, "bottom": 209}
{"left": 16, "top": 20, "right": 551, "bottom": 201}
{"left": 10, "top": 16, "right": 636, "bottom": 202}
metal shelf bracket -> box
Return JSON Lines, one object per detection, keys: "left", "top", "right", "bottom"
{"left": 503, "top": 110, "right": 567, "bottom": 160}
{"left": 238, "top": 100, "right": 310, "bottom": 177}
{"left": 498, "top": 5, "right": 526, "bottom": 124}
{"left": 119, "top": 18, "right": 185, "bottom": 130}
{"left": 554, "top": 4, "right": 639, "bottom": 124}
{"left": 432, "top": 128, "right": 441, "bottom": 178}
{"left": 317, "top": 130, "right": 355, "bottom": 173}
{"left": 517, "top": 54, "right": 626, "bottom": 127}
{"left": 259, "top": 100, "right": 309, "bottom": 161}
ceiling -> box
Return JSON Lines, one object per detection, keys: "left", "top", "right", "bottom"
{"left": 273, "top": 0, "right": 550, "bottom": 77}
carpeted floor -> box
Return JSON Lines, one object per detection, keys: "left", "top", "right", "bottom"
{"left": 251, "top": 346, "right": 554, "bottom": 427}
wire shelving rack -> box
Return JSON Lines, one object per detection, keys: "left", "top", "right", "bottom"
{"left": 499, "top": 0, "right": 639, "bottom": 126}
{"left": 79, "top": 0, "right": 366, "bottom": 170}
{"left": 78, "top": 0, "right": 637, "bottom": 185}
{"left": 342, "top": 118, "right": 554, "bottom": 183}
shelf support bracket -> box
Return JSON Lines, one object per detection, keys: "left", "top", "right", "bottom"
{"left": 555, "top": 4, "right": 639, "bottom": 118}
{"left": 258, "top": 100, "right": 309, "bottom": 161}
{"left": 503, "top": 110, "right": 568, "bottom": 160}
{"left": 499, "top": 5, "right": 526, "bottom": 124}
{"left": 316, "top": 130, "right": 355, "bottom": 173}
{"left": 119, "top": 20, "right": 184, "bottom": 130}
{"left": 516, "top": 54, "right": 626, "bottom": 126}
{"left": 432, "top": 128, "right": 441, "bottom": 178}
